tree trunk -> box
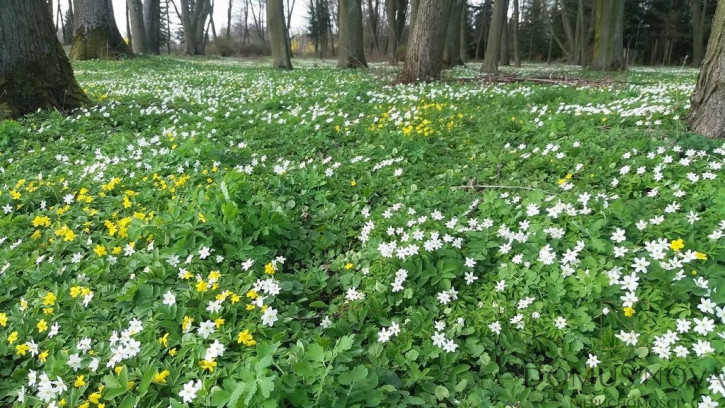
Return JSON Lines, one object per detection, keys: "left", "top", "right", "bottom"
{"left": 459, "top": 0, "right": 467, "bottom": 62}
{"left": 127, "top": 0, "right": 147, "bottom": 53}
{"left": 268, "top": 0, "right": 293, "bottom": 68}
{"left": 226, "top": 0, "right": 233, "bottom": 39}
{"left": 1, "top": 0, "right": 89, "bottom": 120}
{"left": 689, "top": 0, "right": 725, "bottom": 138}
{"left": 180, "top": 0, "right": 211, "bottom": 55}
{"left": 443, "top": 0, "right": 463, "bottom": 68}
{"left": 589, "top": 0, "right": 624, "bottom": 70}
{"left": 71, "top": 0, "right": 133, "bottom": 60}
{"left": 499, "top": 16, "right": 509, "bottom": 65}
{"left": 481, "top": 0, "right": 507, "bottom": 73}
{"left": 512, "top": 0, "right": 520, "bottom": 66}
{"left": 386, "top": 0, "right": 405, "bottom": 64}
{"left": 338, "top": 0, "right": 368, "bottom": 68}
{"left": 399, "top": 0, "right": 451, "bottom": 82}
{"left": 691, "top": 0, "right": 706, "bottom": 67}
{"left": 145, "top": 0, "right": 161, "bottom": 54}
{"left": 409, "top": 0, "right": 420, "bottom": 43}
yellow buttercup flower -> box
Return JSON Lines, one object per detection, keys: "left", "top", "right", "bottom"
{"left": 169, "top": 348, "right": 177, "bottom": 357}
{"left": 37, "top": 319, "right": 48, "bottom": 333}
{"left": 39, "top": 350, "right": 49, "bottom": 362}
{"left": 158, "top": 333, "right": 169, "bottom": 348}
{"left": 200, "top": 359, "right": 217, "bottom": 372}
{"left": 237, "top": 329, "right": 256, "bottom": 346}
{"left": 7, "top": 331, "right": 18, "bottom": 344}
{"left": 93, "top": 245, "right": 107, "bottom": 257}
{"left": 695, "top": 252, "right": 708, "bottom": 261}
{"left": 623, "top": 307, "right": 636, "bottom": 317}
{"left": 344, "top": 263, "right": 354, "bottom": 270}
{"left": 0, "top": 313, "right": 7, "bottom": 327}
{"left": 264, "top": 262, "right": 276, "bottom": 275}
{"left": 43, "top": 292, "right": 56, "bottom": 306}
{"left": 74, "top": 375, "right": 86, "bottom": 388}
{"left": 153, "top": 370, "right": 170, "bottom": 384}
{"left": 670, "top": 239, "right": 684, "bottom": 252}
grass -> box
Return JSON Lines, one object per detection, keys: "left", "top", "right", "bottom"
{"left": 0, "top": 57, "right": 723, "bottom": 408}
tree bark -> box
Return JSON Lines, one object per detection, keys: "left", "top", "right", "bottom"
{"left": 179, "top": 0, "right": 211, "bottom": 55}
{"left": 399, "top": 0, "right": 451, "bottom": 82}
{"left": 1, "top": 0, "right": 89, "bottom": 120}
{"left": 589, "top": 0, "right": 624, "bottom": 70}
{"left": 268, "top": 0, "right": 293, "bottom": 68}
{"left": 512, "top": 0, "right": 520, "bottom": 66}
{"left": 443, "top": 0, "right": 463, "bottom": 68}
{"left": 499, "top": 15, "right": 509, "bottom": 65}
{"left": 688, "top": 0, "right": 725, "bottom": 139}
{"left": 127, "top": 0, "right": 148, "bottom": 53}
{"left": 408, "top": 0, "right": 420, "bottom": 44}
{"left": 691, "top": 0, "right": 707, "bottom": 67}
{"left": 386, "top": 0, "right": 407, "bottom": 64}
{"left": 481, "top": 0, "right": 507, "bottom": 73}
{"left": 337, "top": 0, "right": 368, "bottom": 68}
{"left": 71, "top": 0, "right": 133, "bottom": 60}
{"left": 144, "top": 0, "right": 161, "bottom": 54}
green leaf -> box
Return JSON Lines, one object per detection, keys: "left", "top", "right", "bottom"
{"left": 434, "top": 385, "right": 449, "bottom": 400}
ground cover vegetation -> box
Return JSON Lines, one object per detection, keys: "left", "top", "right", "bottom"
{"left": 0, "top": 58, "right": 724, "bottom": 407}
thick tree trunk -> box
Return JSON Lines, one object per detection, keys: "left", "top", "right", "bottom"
{"left": 399, "top": 0, "right": 451, "bottom": 82}
{"left": 71, "top": 0, "right": 133, "bottom": 60}
{"left": 180, "top": 0, "right": 211, "bottom": 55}
{"left": 443, "top": 0, "right": 463, "bottom": 68}
{"left": 1, "top": 0, "right": 89, "bottom": 120}
{"left": 689, "top": 0, "right": 725, "bottom": 139}
{"left": 127, "top": 0, "right": 147, "bottom": 53}
{"left": 386, "top": 0, "right": 407, "bottom": 64}
{"left": 512, "top": 0, "right": 520, "bottom": 66}
{"left": 589, "top": 0, "right": 624, "bottom": 70}
{"left": 268, "top": 0, "right": 293, "bottom": 68}
{"left": 337, "top": 0, "right": 368, "bottom": 68}
{"left": 481, "top": 0, "right": 507, "bottom": 73}
{"left": 409, "top": 0, "right": 420, "bottom": 44}
{"left": 226, "top": 0, "right": 233, "bottom": 39}
{"left": 691, "top": 0, "right": 706, "bottom": 67}
{"left": 499, "top": 16, "right": 509, "bottom": 65}
{"left": 144, "top": 0, "right": 161, "bottom": 54}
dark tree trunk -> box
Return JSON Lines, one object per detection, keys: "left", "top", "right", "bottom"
{"left": 71, "top": 0, "right": 133, "bottom": 60}
{"left": 180, "top": 0, "right": 211, "bottom": 55}
{"left": 399, "top": 0, "right": 451, "bottom": 82}
{"left": 589, "top": 0, "right": 624, "bottom": 70}
{"left": 691, "top": 0, "right": 707, "bottom": 67}
{"left": 338, "top": 0, "right": 368, "bottom": 68}
{"left": 481, "top": 0, "right": 507, "bottom": 73}
{"left": 127, "top": 0, "right": 148, "bottom": 53}
{"left": 459, "top": 0, "right": 467, "bottom": 62}
{"left": 268, "top": 0, "right": 293, "bottom": 68}
{"left": 144, "top": 0, "right": 161, "bottom": 54}
{"left": 386, "top": 0, "right": 407, "bottom": 64}
{"left": 1, "top": 0, "right": 89, "bottom": 120}
{"left": 409, "top": 0, "right": 420, "bottom": 43}
{"left": 443, "top": 0, "right": 463, "bottom": 68}
{"left": 499, "top": 16, "right": 509, "bottom": 65}
{"left": 689, "top": 0, "right": 725, "bottom": 138}
{"left": 512, "top": 0, "right": 520, "bottom": 66}
{"left": 226, "top": 0, "right": 233, "bottom": 39}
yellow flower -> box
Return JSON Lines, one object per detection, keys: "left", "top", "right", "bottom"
{"left": 37, "top": 319, "right": 48, "bottom": 333}
{"left": 237, "top": 329, "right": 256, "bottom": 346}
{"left": 153, "top": 370, "right": 170, "bottom": 384}
{"left": 246, "top": 289, "right": 258, "bottom": 300}
{"left": 114, "top": 366, "right": 124, "bottom": 375}
{"left": 74, "top": 375, "right": 86, "bottom": 388}
{"left": 695, "top": 252, "right": 708, "bottom": 261}
{"left": 246, "top": 304, "right": 255, "bottom": 311}
{"left": 93, "top": 245, "right": 107, "bottom": 257}
{"left": 39, "top": 350, "right": 49, "bottom": 362}
{"left": 670, "top": 239, "right": 684, "bottom": 252}
{"left": 31, "top": 230, "right": 41, "bottom": 239}
{"left": 70, "top": 286, "right": 82, "bottom": 298}
{"left": 0, "top": 313, "right": 7, "bottom": 327}
{"left": 16, "top": 344, "right": 30, "bottom": 356}
{"left": 79, "top": 402, "right": 90, "bottom": 408}
{"left": 214, "top": 318, "right": 225, "bottom": 328}
{"left": 7, "top": 331, "right": 18, "bottom": 344}
{"left": 59, "top": 399, "right": 67, "bottom": 407}
{"left": 198, "top": 213, "right": 207, "bottom": 223}
{"left": 32, "top": 215, "right": 51, "bottom": 227}
{"left": 43, "top": 292, "right": 56, "bottom": 306}
{"left": 230, "top": 294, "right": 241, "bottom": 304}
{"left": 182, "top": 316, "right": 193, "bottom": 332}
{"left": 623, "top": 307, "right": 636, "bottom": 317}
{"left": 344, "top": 263, "right": 354, "bottom": 270}
{"left": 89, "top": 391, "right": 101, "bottom": 404}
{"left": 98, "top": 403, "right": 105, "bottom": 408}
{"left": 19, "top": 298, "right": 27, "bottom": 310}
{"left": 169, "top": 348, "right": 177, "bottom": 357}
{"left": 195, "top": 280, "right": 208, "bottom": 293}
{"left": 158, "top": 333, "right": 169, "bottom": 348}
{"left": 350, "top": 180, "right": 356, "bottom": 187}
{"left": 42, "top": 308, "right": 53, "bottom": 315}
{"left": 200, "top": 359, "right": 217, "bottom": 372}
{"left": 264, "top": 262, "right": 276, "bottom": 275}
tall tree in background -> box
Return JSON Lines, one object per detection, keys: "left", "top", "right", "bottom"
{"left": 691, "top": 0, "right": 708, "bottom": 66}
{"left": 443, "top": 0, "right": 464, "bottom": 68}
{"left": 512, "top": 0, "right": 520, "bottom": 66}
{"left": 71, "top": 0, "right": 133, "bottom": 60}
{"left": 688, "top": 0, "right": 724, "bottom": 138}
{"left": 399, "top": 0, "right": 451, "bottom": 82}
{"left": 481, "top": 0, "right": 507, "bottom": 73}
{"left": 1, "top": 0, "right": 88, "bottom": 120}
{"left": 268, "top": 0, "right": 293, "bottom": 68}
{"left": 178, "top": 0, "right": 212, "bottom": 54}
{"left": 589, "top": 0, "right": 624, "bottom": 70}
{"left": 337, "top": 0, "right": 367, "bottom": 67}
{"left": 145, "top": 0, "right": 162, "bottom": 53}
{"left": 128, "top": 0, "right": 148, "bottom": 53}
{"left": 385, "top": 0, "right": 407, "bottom": 64}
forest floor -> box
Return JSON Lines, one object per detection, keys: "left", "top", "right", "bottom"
{"left": 1, "top": 57, "right": 723, "bottom": 407}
